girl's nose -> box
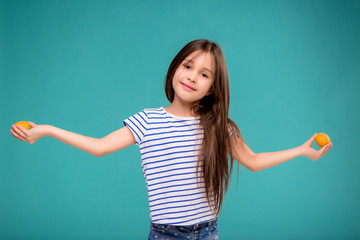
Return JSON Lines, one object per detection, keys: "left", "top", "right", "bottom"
{"left": 188, "top": 74, "right": 197, "bottom": 83}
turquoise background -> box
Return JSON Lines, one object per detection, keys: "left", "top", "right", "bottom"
{"left": 1, "top": 0, "right": 359, "bottom": 239}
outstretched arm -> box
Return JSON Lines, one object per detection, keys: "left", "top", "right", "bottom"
{"left": 10, "top": 121, "right": 135, "bottom": 157}
{"left": 229, "top": 133, "right": 333, "bottom": 172}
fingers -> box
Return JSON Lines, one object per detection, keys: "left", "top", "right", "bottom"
{"left": 13, "top": 125, "right": 28, "bottom": 138}
{"left": 11, "top": 125, "right": 28, "bottom": 141}
{"left": 324, "top": 142, "right": 333, "bottom": 149}
{"left": 310, "top": 133, "right": 317, "bottom": 143}
{"left": 319, "top": 142, "right": 333, "bottom": 156}
{"left": 10, "top": 128, "right": 26, "bottom": 141}
{"left": 306, "top": 133, "right": 318, "bottom": 146}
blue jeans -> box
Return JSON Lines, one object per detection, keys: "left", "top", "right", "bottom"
{"left": 148, "top": 218, "right": 219, "bottom": 240}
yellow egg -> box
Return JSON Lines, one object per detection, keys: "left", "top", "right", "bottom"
{"left": 14, "top": 121, "right": 31, "bottom": 130}
{"left": 315, "top": 133, "right": 330, "bottom": 148}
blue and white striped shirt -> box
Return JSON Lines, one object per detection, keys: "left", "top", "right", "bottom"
{"left": 123, "top": 107, "right": 217, "bottom": 226}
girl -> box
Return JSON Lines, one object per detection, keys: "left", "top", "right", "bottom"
{"left": 10, "top": 39, "right": 333, "bottom": 240}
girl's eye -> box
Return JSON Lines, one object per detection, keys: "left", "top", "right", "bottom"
{"left": 183, "top": 64, "right": 209, "bottom": 78}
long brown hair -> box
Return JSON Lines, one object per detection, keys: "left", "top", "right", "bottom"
{"left": 164, "top": 39, "right": 247, "bottom": 217}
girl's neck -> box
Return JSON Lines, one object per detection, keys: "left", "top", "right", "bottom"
{"left": 165, "top": 102, "right": 199, "bottom": 118}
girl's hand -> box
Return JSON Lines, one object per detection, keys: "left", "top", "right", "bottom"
{"left": 300, "top": 133, "right": 333, "bottom": 161}
{"left": 10, "top": 121, "right": 48, "bottom": 144}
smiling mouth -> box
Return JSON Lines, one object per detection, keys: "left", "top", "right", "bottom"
{"left": 181, "top": 83, "right": 195, "bottom": 91}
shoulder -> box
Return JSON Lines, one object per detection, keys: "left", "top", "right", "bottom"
{"left": 142, "top": 107, "right": 165, "bottom": 117}
{"left": 135, "top": 107, "right": 165, "bottom": 123}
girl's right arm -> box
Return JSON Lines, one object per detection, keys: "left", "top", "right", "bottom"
{"left": 10, "top": 121, "right": 135, "bottom": 157}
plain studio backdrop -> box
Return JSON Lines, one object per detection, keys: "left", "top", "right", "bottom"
{"left": 1, "top": 0, "right": 359, "bottom": 239}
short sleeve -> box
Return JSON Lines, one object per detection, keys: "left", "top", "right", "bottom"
{"left": 123, "top": 110, "right": 149, "bottom": 145}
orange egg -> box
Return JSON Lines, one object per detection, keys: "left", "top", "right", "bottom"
{"left": 315, "top": 133, "right": 330, "bottom": 148}
{"left": 14, "top": 121, "right": 31, "bottom": 130}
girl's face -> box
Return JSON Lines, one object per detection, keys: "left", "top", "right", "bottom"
{"left": 172, "top": 50, "right": 215, "bottom": 106}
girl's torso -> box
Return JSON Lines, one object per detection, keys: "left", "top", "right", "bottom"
{"left": 124, "top": 107, "right": 217, "bottom": 226}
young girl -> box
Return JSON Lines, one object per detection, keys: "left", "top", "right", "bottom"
{"left": 10, "top": 39, "right": 333, "bottom": 240}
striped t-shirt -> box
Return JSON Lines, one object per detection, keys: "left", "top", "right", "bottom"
{"left": 123, "top": 107, "right": 217, "bottom": 226}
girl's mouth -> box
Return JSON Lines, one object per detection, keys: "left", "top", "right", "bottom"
{"left": 181, "top": 83, "right": 195, "bottom": 91}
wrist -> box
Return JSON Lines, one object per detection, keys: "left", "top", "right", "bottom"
{"left": 296, "top": 145, "right": 305, "bottom": 157}
{"left": 43, "top": 125, "right": 53, "bottom": 137}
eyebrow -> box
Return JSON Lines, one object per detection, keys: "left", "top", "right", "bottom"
{"left": 184, "top": 59, "right": 213, "bottom": 75}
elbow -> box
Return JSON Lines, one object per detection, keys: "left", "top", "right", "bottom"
{"left": 94, "top": 150, "right": 105, "bottom": 157}
{"left": 249, "top": 155, "right": 258, "bottom": 172}
{"left": 94, "top": 139, "right": 105, "bottom": 157}
{"left": 242, "top": 160, "right": 257, "bottom": 172}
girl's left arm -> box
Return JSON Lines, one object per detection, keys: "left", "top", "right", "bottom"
{"left": 229, "top": 133, "right": 333, "bottom": 172}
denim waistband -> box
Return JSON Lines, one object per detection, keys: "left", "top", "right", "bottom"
{"left": 151, "top": 218, "right": 217, "bottom": 231}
